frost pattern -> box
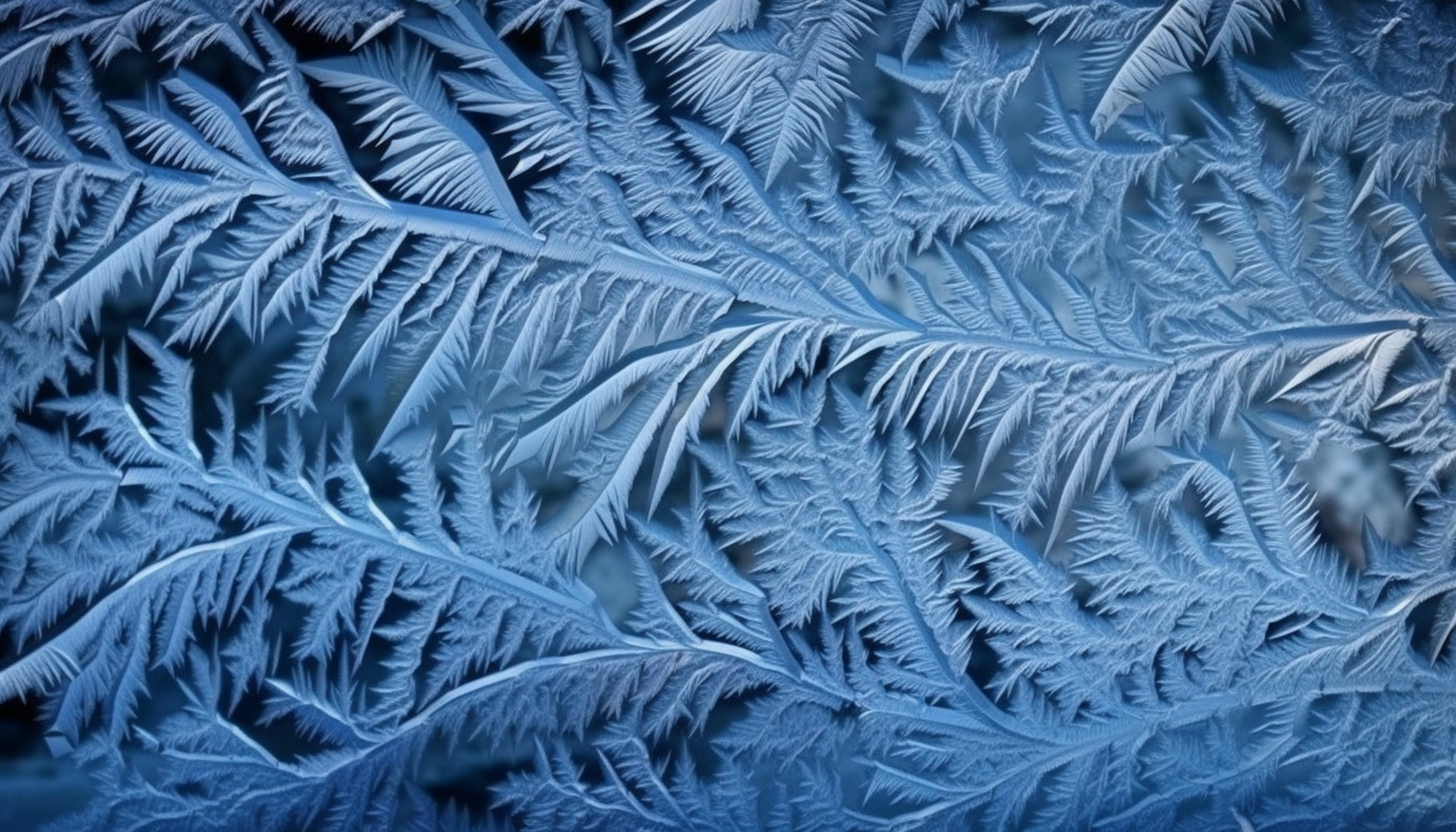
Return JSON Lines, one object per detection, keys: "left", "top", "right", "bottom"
{"left": 2, "top": 0, "right": 1456, "bottom": 830}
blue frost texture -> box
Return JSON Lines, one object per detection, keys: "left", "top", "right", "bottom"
{"left": 2, "top": 0, "right": 1456, "bottom": 830}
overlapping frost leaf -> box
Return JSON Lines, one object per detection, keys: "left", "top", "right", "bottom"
{"left": 2, "top": 0, "right": 1456, "bottom": 829}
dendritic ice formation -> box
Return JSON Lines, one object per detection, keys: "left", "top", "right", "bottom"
{"left": 1, "top": 0, "right": 1455, "bottom": 829}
